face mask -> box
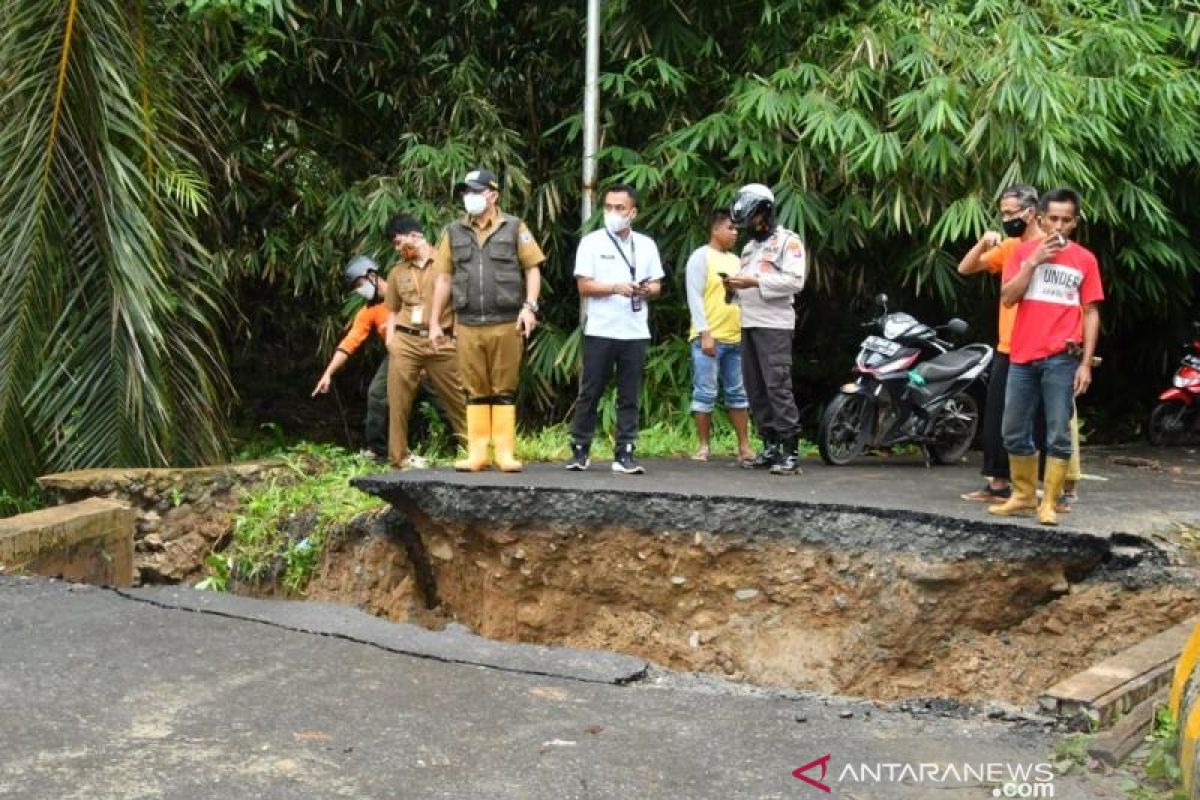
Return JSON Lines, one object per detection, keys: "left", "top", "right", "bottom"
{"left": 604, "top": 211, "right": 630, "bottom": 235}
{"left": 1002, "top": 217, "right": 1028, "bottom": 237}
{"left": 355, "top": 282, "right": 377, "bottom": 302}
{"left": 463, "top": 193, "right": 487, "bottom": 216}
{"left": 751, "top": 217, "right": 772, "bottom": 242}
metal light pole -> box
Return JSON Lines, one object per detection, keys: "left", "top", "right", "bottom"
{"left": 582, "top": 0, "right": 600, "bottom": 227}
{"left": 580, "top": 0, "right": 601, "bottom": 325}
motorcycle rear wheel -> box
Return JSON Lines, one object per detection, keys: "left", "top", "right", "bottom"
{"left": 927, "top": 392, "right": 978, "bottom": 465}
{"left": 1147, "top": 399, "right": 1192, "bottom": 446}
{"left": 818, "top": 392, "right": 873, "bottom": 466}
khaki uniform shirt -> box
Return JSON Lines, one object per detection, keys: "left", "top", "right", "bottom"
{"left": 432, "top": 210, "right": 546, "bottom": 276}
{"left": 385, "top": 256, "right": 452, "bottom": 331}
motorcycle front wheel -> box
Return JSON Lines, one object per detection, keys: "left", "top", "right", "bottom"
{"left": 1147, "top": 399, "right": 1193, "bottom": 446}
{"left": 927, "top": 392, "right": 979, "bottom": 465}
{"left": 818, "top": 392, "right": 873, "bottom": 466}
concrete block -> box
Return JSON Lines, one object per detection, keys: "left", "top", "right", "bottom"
{"left": 1040, "top": 616, "right": 1198, "bottom": 727}
{"left": 0, "top": 498, "right": 135, "bottom": 587}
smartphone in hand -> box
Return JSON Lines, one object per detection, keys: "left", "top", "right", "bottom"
{"left": 717, "top": 272, "right": 735, "bottom": 304}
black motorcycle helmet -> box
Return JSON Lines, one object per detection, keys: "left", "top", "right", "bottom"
{"left": 729, "top": 183, "right": 776, "bottom": 240}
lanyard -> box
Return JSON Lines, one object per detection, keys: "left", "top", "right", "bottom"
{"left": 605, "top": 231, "right": 637, "bottom": 281}
{"left": 408, "top": 259, "right": 431, "bottom": 304}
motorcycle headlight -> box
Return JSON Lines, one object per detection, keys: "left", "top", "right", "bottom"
{"left": 1175, "top": 375, "right": 1188, "bottom": 388}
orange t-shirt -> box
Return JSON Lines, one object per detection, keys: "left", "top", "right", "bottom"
{"left": 336, "top": 302, "right": 390, "bottom": 354}
{"left": 981, "top": 238, "right": 1022, "bottom": 354}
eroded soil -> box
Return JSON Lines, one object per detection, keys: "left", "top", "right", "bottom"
{"left": 306, "top": 521, "right": 1199, "bottom": 706}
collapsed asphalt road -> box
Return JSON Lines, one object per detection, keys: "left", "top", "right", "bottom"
{"left": 1, "top": 576, "right": 1133, "bottom": 799}
{"left": 355, "top": 444, "right": 1200, "bottom": 545}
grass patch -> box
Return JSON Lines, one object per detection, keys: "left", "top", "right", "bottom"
{"left": 1120, "top": 705, "right": 1186, "bottom": 800}
{"left": 516, "top": 413, "right": 815, "bottom": 464}
{"left": 0, "top": 485, "right": 46, "bottom": 518}
{"left": 1052, "top": 733, "right": 1096, "bottom": 775}
{"left": 197, "top": 443, "right": 384, "bottom": 594}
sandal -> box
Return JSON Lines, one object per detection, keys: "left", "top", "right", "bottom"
{"left": 961, "top": 484, "right": 1012, "bottom": 502}
{"left": 690, "top": 446, "right": 710, "bottom": 462}
{"left": 1056, "top": 492, "right": 1076, "bottom": 514}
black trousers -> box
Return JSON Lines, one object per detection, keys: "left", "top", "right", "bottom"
{"left": 981, "top": 351, "right": 1045, "bottom": 480}
{"left": 570, "top": 336, "right": 649, "bottom": 449}
{"left": 365, "top": 357, "right": 389, "bottom": 456}
{"left": 741, "top": 327, "right": 801, "bottom": 441}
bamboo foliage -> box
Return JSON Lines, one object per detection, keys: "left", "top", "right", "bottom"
{"left": 0, "top": 0, "right": 231, "bottom": 492}
{"left": 4, "top": 0, "right": 1200, "bottom": 486}
{"left": 605, "top": 1, "right": 1200, "bottom": 312}
{"left": 200, "top": 0, "right": 1200, "bottom": 430}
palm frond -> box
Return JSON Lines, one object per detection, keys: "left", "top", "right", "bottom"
{"left": 0, "top": 0, "right": 231, "bottom": 491}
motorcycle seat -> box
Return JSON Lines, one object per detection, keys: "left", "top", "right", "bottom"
{"left": 913, "top": 345, "right": 991, "bottom": 383}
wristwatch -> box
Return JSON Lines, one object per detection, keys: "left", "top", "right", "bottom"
{"left": 522, "top": 301, "right": 539, "bottom": 314}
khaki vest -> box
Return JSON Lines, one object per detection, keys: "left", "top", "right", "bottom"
{"left": 448, "top": 214, "right": 524, "bottom": 325}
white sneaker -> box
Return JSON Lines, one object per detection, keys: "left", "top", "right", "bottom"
{"left": 406, "top": 453, "right": 430, "bottom": 469}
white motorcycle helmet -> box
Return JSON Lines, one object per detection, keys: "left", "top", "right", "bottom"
{"left": 729, "top": 183, "right": 775, "bottom": 229}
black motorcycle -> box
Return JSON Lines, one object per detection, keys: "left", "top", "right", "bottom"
{"left": 817, "top": 294, "right": 993, "bottom": 466}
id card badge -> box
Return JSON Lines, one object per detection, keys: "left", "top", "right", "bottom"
{"left": 410, "top": 305, "right": 424, "bottom": 326}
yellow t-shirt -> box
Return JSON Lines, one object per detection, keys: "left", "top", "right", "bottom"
{"left": 687, "top": 246, "right": 741, "bottom": 344}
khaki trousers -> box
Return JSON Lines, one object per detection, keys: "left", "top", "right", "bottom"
{"left": 386, "top": 332, "right": 467, "bottom": 466}
{"left": 456, "top": 322, "right": 524, "bottom": 399}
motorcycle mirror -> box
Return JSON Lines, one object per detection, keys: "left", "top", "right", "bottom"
{"left": 875, "top": 293, "right": 888, "bottom": 307}
{"left": 946, "top": 318, "right": 969, "bottom": 336}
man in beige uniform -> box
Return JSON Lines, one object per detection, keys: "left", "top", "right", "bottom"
{"left": 383, "top": 215, "right": 467, "bottom": 467}
{"left": 429, "top": 168, "right": 544, "bottom": 472}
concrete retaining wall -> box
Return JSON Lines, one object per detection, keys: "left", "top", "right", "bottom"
{"left": 0, "top": 498, "right": 135, "bottom": 587}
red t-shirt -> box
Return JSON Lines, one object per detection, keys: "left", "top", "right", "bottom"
{"left": 1003, "top": 238, "right": 1103, "bottom": 364}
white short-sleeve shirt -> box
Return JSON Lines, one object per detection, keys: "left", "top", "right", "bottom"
{"left": 574, "top": 228, "right": 665, "bottom": 340}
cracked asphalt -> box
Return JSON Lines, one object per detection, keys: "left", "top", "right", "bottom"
{"left": 358, "top": 444, "right": 1200, "bottom": 543}
{"left": 5, "top": 445, "right": 1195, "bottom": 798}
{"left": 0, "top": 576, "right": 1137, "bottom": 799}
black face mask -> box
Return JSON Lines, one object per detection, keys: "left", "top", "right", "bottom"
{"left": 750, "top": 215, "right": 775, "bottom": 242}
{"left": 1002, "top": 217, "right": 1028, "bottom": 238}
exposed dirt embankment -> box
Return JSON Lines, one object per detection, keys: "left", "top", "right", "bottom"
{"left": 303, "top": 515, "right": 1198, "bottom": 706}
{"left": 33, "top": 463, "right": 1198, "bottom": 708}
{"left": 37, "top": 462, "right": 288, "bottom": 584}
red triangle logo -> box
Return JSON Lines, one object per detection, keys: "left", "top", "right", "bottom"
{"left": 792, "top": 754, "right": 832, "bottom": 793}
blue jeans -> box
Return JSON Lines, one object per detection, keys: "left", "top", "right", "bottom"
{"left": 690, "top": 338, "right": 749, "bottom": 413}
{"left": 1002, "top": 353, "right": 1077, "bottom": 459}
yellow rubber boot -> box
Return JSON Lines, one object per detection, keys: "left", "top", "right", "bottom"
{"left": 988, "top": 454, "right": 1038, "bottom": 517}
{"left": 1039, "top": 456, "right": 1070, "bottom": 527}
{"left": 491, "top": 404, "right": 523, "bottom": 473}
{"left": 454, "top": 404, "right": 492, "bottom": 472}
